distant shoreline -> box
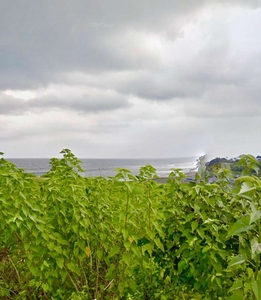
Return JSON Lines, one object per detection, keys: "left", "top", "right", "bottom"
{"left": 153, "top": 170, "right": 196, "bottom": 183}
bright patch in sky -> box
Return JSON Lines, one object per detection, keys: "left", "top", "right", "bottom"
{"left": 4, "top": 90, "right": 37, "bottom": 100}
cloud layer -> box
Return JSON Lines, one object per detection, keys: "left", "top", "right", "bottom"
{"left": 1, "top": 1, "right": 261, "bottom": 158}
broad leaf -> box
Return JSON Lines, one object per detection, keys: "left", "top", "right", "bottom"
{"left": 251, "top": 270, "right": 261, "bottom": 300}
{"left": 251, "top": 239, "right": 261, "bottom": 259}
{"left": 228, "top": 279, "right": 243, "bottom": 292}
{"left": 250, "top": 203, "right": 261, "bottom": 224}
{"left": 238, "top": 182, "right": 255, "bottom": 194}
{"left": 228, "top": 255, "right": 245, "bottom": 268}
{"left": 227, "top": 216, "right": 254, "bottom": 237}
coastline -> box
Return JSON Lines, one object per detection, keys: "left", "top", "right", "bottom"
{"left": 154, "top": 170, "right": 196, "bottom": 183}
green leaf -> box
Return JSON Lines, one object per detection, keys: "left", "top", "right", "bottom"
{"left": 19, "top": 191, "right": 26, "bottom": 200}
{"left": 28, "top": 214, "right": 37, "bottom": 223}
{"left": 247, "top": 267, "right": 254, "bottom": 279}
{"left": 47, "top": 242, "right": 55, "bottom": 251}
{"left": 228, "top": 279, "right": 243, "bottom": 292}
{"left": 154, "top": 238, "right": 164, "bottom": 252}
{"left": 54, "top": 245, "right": 63, "bottom": 254}
{"left": 125, "top": 182, "right": 133, "bottom": 193}
{"left": 55, "top": 235, "right": 70, "bottom": 246}
{"left": 202, "top": 246, "right": 210, "bottom": 253}
{"left": 42, "top": 283, "right": 50, "bottom": 292}
{"left": 56, "top": 258, "right": 64, "bottom": 269}
{"left": 178, "top": 259, "right": 188, "bottom": 273}
{"left": 152, "top": 221, "right": 165, "bottom": 238}
{"left": 227, "top": 255, "right": 245, "bottom": 268}
{"left": 96, "top": 249, "right": 103, "bottom": 260}
{"left": 252, "top": 280, "right": 259, "bottom": 299}
{"left": 251, "top": 239, "right": 261, "bottom": 259}
{"left": 228, "top": 289, "right": 244, "bottom": 300}
{"left": 250, "top": 203, "right": 261, "bottom": 225}
{"left": 251, "top": 271, "right": 261, "bottom": 300}
{"left": 238, "top": 182, "right": 255, "bottom": 194}
{"left": 67, "top": 262, "right": 80, "bottom": 275}
{"left": 121, "top": 252, "right": 132, "bottom": 266}
{"left": 142, "top": 243, "right": 153, "bottom": 256}
{"left": 195, "top": 185, "right": 200, "bottom": 194}
{"left": 191, "top": 221, "right": 198, "bottom": 231}
{"left": 227, "top": 216, "right": 254, "bottom": 237}
{"left": 72, "top": 224, "right": 78, "bottom": 233}
{"left": 215, "top": 277, "right": 222, "bottom": 289}
{"left": 108, "top": 246, "right": 120, "bottom": 258}
{"left": 196, "top": 228, "right": 205, "bottom": 239}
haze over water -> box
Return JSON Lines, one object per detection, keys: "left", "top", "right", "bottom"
{"left": 8, "top": 157, "right": 197, "bottom": 177}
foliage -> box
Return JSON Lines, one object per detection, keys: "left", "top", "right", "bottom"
{"left": 206, "top": 155, "right": 261, "bottom": 177}
{"left": 1, "top": 150, "right": 261, "bottom": 299}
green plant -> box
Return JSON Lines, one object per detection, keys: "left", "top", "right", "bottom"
{"left": 1, "top": 150, "right": 261, "bottom": 299}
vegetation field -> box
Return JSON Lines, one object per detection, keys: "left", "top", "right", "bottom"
{"left": 1, "top": 149, "right": 261, "bottom": 299}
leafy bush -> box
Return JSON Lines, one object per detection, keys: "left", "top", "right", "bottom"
{"left": 1, "top": 150, "right": 261, "bottom": 299}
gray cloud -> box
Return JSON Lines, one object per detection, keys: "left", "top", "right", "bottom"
{"left": 0, "top": 89, "right": 130, "bottom": 115}
{"left": 1, "top": 0, "right": 260, "bottom": 89}
{"left": 1, "top": 0, "right": 261, "bottom": 158}
{"left": 0, "top": 93, "right": 25, "bottom": 115}
{"left": 31, "top": 91, "right": 131, "bottom": 113}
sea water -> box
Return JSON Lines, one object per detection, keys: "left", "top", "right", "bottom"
{"left": 7, "top": 157, "right": 197, "bottom": 177}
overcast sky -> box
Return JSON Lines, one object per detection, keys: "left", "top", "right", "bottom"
{"left": 1, "top": 0, "right": 261, "bottom": 159}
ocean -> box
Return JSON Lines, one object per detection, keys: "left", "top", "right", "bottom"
{"left": 7, "top": 157, "right": 198, "bottom": 178}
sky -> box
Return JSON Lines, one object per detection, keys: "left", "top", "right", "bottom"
{"left": 1, "top": 0, "right": 261, "bottom": 159}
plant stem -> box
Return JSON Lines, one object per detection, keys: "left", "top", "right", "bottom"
{"left": 8, "top": 256, "right": 20, "bottom": 284}
{"left": 67, "top": 272, "right": 79, "bottom": 292}
{"left": 79, "top": 259, "right": 88, "bottom": 286}
{"left": 95, "top": 257, "right": 99, "bottom": 298}
{"left": 125, "top": 187, "right": 129, "bottom": 229}
{"left": 148, "top": 182, "right": 151, "bottom": 232}
{"left": 255, "top": 219, "right": 261, "bottom": 279}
